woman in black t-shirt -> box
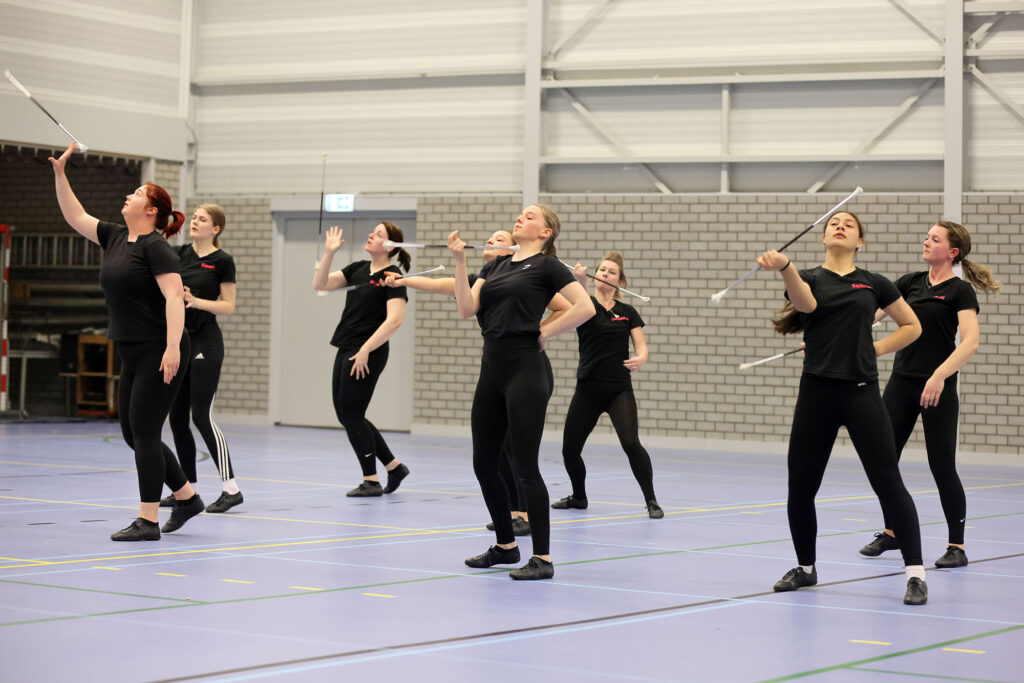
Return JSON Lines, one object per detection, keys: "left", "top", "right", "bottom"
{"left": 859, "top": 221, "right": 1000, "bottom": 568}
{"left": 552, "top": 252, "right": 662, "bottom": 518}
{"left": 449, "top": 204, "right": 595, "bottom": 580}
{"left": 163, "top": 204, "right": 243, "bottom": 514}
{"left": 49, "top": 142, "right": 203, "bottom": 541}
{"left": 757, "top": 210, "right": 929, "bottom": 605}
{"left": 313, "top": 222, "right": 411, "bottom": 496}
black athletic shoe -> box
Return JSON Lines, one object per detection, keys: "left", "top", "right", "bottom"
{"left": 551, "top": 495, "right": 588, "bottom": 510}
{"left": 346, "top": 481, "right": 383, "bottom": 497}
{"left": 934, "top": 546, "right": 968, "bottom": 568}
{"left": 646, "top": 500, "right": 664, "bottom": 519}
{"left": 159, "top": 494, "right": 175, "bottom": 508}
{"left": 485, "top": 516, "right": 531, "bottom": 536}
{"left": 111, "top": 517, "right": 160, "bottom": 541}
{"left": 205, "top": 491, "right": 243, "bottom": 513}
{"left": 509, "top": 556, "right": 555, "bottom": 580}
{"left": 383, "top": 463, "right": 409, "bottom": 493}
{"left": 860, "top": 532, "right": 900, "bottom": 557}
{"left": 773, "top": 566, "right": 817, "bottom": 592}
{"left": 904, "top": 577, "right": 928, "bottom": 605}
{"left": 512, "top": 515, "right": 531, "bottom": 536}
{"left": 465, "top": 545, "right": 521, "bottom": 568}
{"left": 161, "top": 495, "right": 205, "bottom": 533}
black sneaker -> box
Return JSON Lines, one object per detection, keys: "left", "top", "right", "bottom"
{"left": 646, "top": 500, "right": 664, "bottom": 519}
{"left": 512, "top": 515, "right": 531, "bottom": 536}
{"left": 111, "top": 517, "right": 160, "bottom": 541}
{"left": 205, "top": 491, "right": 243, "bottom": 513}
{"left": 551, "top": 495, "right": 588, "bottom": 510}
{"left": 860, "top": 532, "right": 900, "bottom": 557}
{"left": 465, "top": 545, "right": 521, "bottom": 568}
{"left": 904, "top": 577, "right": 928, "bottom": 605}
{"left": 159, "top": 494, "right": 175, "bottom": 508}
{"left": 509, "top": 556, "right": 555, "bottom": 580}
{"left": 934, "top": 546, "right": 968, "bottom": 568}
{"left": 161, "top": 495, "right": 205, "bottom": 533}
{"left": 346, "top": 481, "right": 383, "bottom": 497}
{"left": 383, "top": 463, "right": 409, "bottom": 493}
{"left": 773, "top": 566, "right": 817, "bottom": 592}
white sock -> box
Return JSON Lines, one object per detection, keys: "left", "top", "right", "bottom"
{"left": 223, "top": 479, "right": 240, "bottom": 495}
{"left": 905, "top": 565, "right": 926, "bottom": 581}
{"left": 800, "top": 564, "right": 814, "bottom": 574}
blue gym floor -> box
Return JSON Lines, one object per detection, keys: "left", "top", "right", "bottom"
{"left": 1, "top": 421, "right": 1022, "bottom": 682}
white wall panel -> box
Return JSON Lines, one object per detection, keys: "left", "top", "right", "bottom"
{"left": 194, "top": 86, "right": 524, "bottom": 194}
{"left": 967, "top": 70, "right": 1024, "bottom": 190}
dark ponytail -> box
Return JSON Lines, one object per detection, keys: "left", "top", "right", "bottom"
{"left": 143, "top": 182, "right": 183, "bottom": 238}
{"left": 936, "top": 220, "right": 1001, "bottom": 295}
{"left": 382, "top": 221, "right": 411, "bottom": 272}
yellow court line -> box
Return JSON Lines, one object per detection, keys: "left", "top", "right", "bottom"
{"left": 155, "top": 572, "right": 186, "bottom": 577}
{"left": 850, "top": 640, "right": 892, "bottom": 646}
{"left": 221, "top": 579, "right": 253, "bottom": 584}
{"left": 942, "top": 648, "right": 985, "bottom": 654}
{"left": 843, "top": 518, "right": 867, "bottom": 522}
{"left": 92, "top": 566, "right": 122, "bottom": 571}
{"left": 0, "top": 557, "right": 50, "bottom": 565}
{"left": 0, "top": 495, "right": 135, "bottom": 510}
{"left": 291, "top": 586, "right": 323, "bottom": 591}
{"left": 361, "top": 593, "right": 396, "bottom": 598}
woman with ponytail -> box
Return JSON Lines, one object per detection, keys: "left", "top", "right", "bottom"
{"left": 313, "top": 221, "right": 412, "bottom": 496}
{"left": 859, "top": 221, "right": 999, "bottom": 568}
{"left": 49, "top": 143, "right": 203, "bottom": 541}
{"left": 758, "top": 210, "right": 928, "bottom": 605}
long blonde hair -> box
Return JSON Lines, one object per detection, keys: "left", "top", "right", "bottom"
{"left": 534, "top": 204, "right": 560, "bottom": 256}
{"left": 197, "top": 203, "right": 226, "bottom": 247}
{"left": 936, "top": 220, "right": 1001, "bottom": 295}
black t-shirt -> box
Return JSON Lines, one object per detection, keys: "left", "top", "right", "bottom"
{"left": 892, "top": 271, "right": 979, "bottom": 379}
{"left": 791, "top": 266, "right": 901, "bottom": 382}
{"left": 177, "top": 244, "right": 236, "bottom": 333}
{"left": 96, "top": 221, "right": 180, "bottom": 342}
{"left": 476, "top": 253, "right": 575, "bottom": 340}
{"left": 576, "top": 296, "right": 645, "bottom": 383}
{"left": 329, "top": 260, "right": 407, "bottom": 350}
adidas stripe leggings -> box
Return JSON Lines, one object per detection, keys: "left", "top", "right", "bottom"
{"left": 169, "top": 322, "right": 235, "bottom": 484}
{"left": 787, "top": 373, "right": 923, "bottom": 567}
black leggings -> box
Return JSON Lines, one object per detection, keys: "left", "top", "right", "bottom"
{"left": 497, "top": 351, "right": 553, "bottom": 511}
{"left": 882, "top": 372, "right": 965, "bottom": 544}
{"left": 116, "top": 336, "right": 191, "bottom": 503}
{"left": 787, "top": 374, "right": 922, "bottom": 566}
{"left": 332, "top": 345, "right": 395, "bottom": 477}
{"left": 169, "top": 323, "right": 234, "bottom": 483}
{"left": 472, "top": 338, "right": 552, "bottom": 555}
{"left": 561, "top": 378, "right": 655, "bottom": 502}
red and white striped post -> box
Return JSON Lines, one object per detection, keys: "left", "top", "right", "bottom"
{"left": 0, "top": 224, "right": 10, "bottom": 412}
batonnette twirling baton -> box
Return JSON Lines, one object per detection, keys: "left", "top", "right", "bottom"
{"left": 314, "top": 265, "right": 446, "bottom": 296}
{"left": 560, "top": 260, "right": 651, "bottom": 303}
{"left": 5, "top": 70, "right": 88, "bottom": 152}
{"left": 382, "top": 240, "right": 519, "bottom": 252}
{"left": 738, "top": 347, "right": 803, "bottom": 370}
{"left": 710, "top": 186, "right": 864, "bottom": 304}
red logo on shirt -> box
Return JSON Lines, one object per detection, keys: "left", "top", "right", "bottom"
{"left": 850, "top": 283, "right": 872, "bottom": 290}
{"left": 200, "top": 263, "right": 215, "bottom": 270}
{"left": 934, "top": 295, "right": 946, "bottom": 300}
{"left": 609, "top": 316, "right": 628, "bottom": 322}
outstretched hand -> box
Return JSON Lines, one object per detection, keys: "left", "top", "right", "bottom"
{"left": 756, "top": 250, "right": 789, "bottom": 271}
{"left": 325, "top": 226, "right": 344, "bottom": 254}
{"left": 573, "top": 261, "right": 588, "bottom": 286}
{"left": 447, "top": 230, "right": 466, "bottom": 260}
{"left": 48, "top": 142, "right": 76, "bottom": 175}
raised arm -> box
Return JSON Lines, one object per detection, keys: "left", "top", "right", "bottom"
{"left": 757, "top": 250, "right": 815, "bottom": 313}
{"left": 313, "top": 226, "right": 349, "bottom": 291}
{"left": 448, "top": 230, "right": 481, "bottom": 318}
{"left": 48, "top": 143, "right": 99, "bottom": 244}
{"left": 874, "top": 297, "right": 921, "bottom": 357}
{"left": 384, "top": 272, "right": 456, "bottom": 295}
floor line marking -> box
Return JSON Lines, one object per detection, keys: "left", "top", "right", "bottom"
{"left": 221, "top": 579, "right": 253, "bottom": 584}
{"left": 290, "top": 586, "right": 322, "bottom": 591}
{"left": 849, "top": 639, "right": 891, "bottom": 645}
{"left": 361, "top": 593, "right": 396, "bottom": 598}
{"left": 941, "top": 647, "right": 986, "bottom": 654}
{"left": 155, "top": 572, "right": 186, "bottom": 577}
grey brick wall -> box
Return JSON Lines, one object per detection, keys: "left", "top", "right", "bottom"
{"left": 412, "top": 193, "right": 1022, "bottom": 455}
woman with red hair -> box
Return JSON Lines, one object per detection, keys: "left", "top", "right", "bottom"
{"left": 49, "top": 143, "right": 203, "bottom": 541}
